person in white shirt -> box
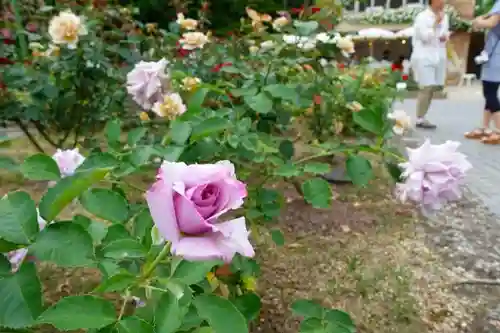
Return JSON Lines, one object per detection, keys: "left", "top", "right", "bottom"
{"left": 411, "top": 0, "right": 450, "bottom": 129}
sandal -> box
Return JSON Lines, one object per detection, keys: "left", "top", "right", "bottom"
{"left": 464, "top": 128, "right": 490, "bottom": 139}
{"left": 481, "top": 131, "right": 500, "bottom": 144}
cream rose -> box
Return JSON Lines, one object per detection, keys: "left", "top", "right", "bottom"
{"left": 335, "top": 36, "right": 355, "bottom": 55}
{"left": 48, "top": 10, "right": 87, "bottom": 49}
{"left": 182, "top": 77, "right": 201, "bottom": 91}
{"left": 152, "top": 93, "right": 187, "bottom": 119}
{"left": 179, "top": 32, "right": 209, "bottom": 50}
{"left": 272, "top": 16, "right": 289, "bottom": 31}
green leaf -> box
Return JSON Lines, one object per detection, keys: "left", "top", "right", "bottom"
{"left": 105, "top": 119, "right": 121, "bottom": 143}
{"left": 193, "top": 295, "right": 248, "bottom": 333}
{"left": 77, "top": 153, "right": 119, "bottom": 172}
{"left": 270, "top": 229, "right": 285, "bottom": 246}
{"left": 0, "top": 191, "right": 39, "bottom": 245}
{"left": 0, "top": 255, "right": 11, "bottom": 274}
{"left": 301, "top": 178, "right": 331, "bottom": 209}
{"left": 279, "top": 140, "right": 294, "bottom": 160}
{"left": 232, "top": 292, "right": 261, "bottom": 321}
{"left": 29, "top": 222, "right": 94, "bottom": 267}
{"left": 275, "top": 163, "right": 300, "bottom": 177}
{"left": 0, "top": 156, "right": 18, "bottom": 172}
{"left": 303, "top": 162, "right": 331, "bottom": 175}
{"left": 299, "top": 317, "right": 324, "bottom": 333}
{"left": 325, "top": 310, "right": 355, "bottom": 333}
{"left": 263, "top": 84, "right": 296, "bottom": 101}
{"left": 385, "top": 162, "right": 402, "bottom": 182}
{"left": 39, "top": 168, "right": 110, "bottom": 221}
{"left": 191, "top": 118, "right": 231, "bottom": 140}
{"left": 244, "top": 93, "right": 273, "bottom": 114}
{"left": 0, "top": 263, "right": 43, "bottom": 328}
{"left": 186, "top": 88, "right": 209, "bottom": 116}
{"left": 94, "top": 273, "right": 135, "bottom": 293}
{"left": 171, "top": 260, "right": 222, "bottom": 285}
{"left": 37, "top": 295, "right": 116, "bottom": 330}
{"left": 80, "top": 188, "right": 129, "bottom": 223}
{"left": 170, "top": 121, "right": 192, "bottom": 145}
{"left": 155, "top": 290, "right": 185, "bottom": 333}
{"left": 117, "top": 316, "right": 154, "bottom": 333}
{"left": 20, "top": 154, "right": 60, "bottom": 181}
{"left": 154, "top": 145, "right": 185, "bottom": 162}
{"left": 130, "top": 146, "right": 154, "bottom": 166}
{"left": 345, "top": 155, "right": 373, "bottom": 187}
{"left": 102, "top": 239, "right": 146, "bottom": 259}
{"left": 230, "top": 87, "right": 257, "bottom": 97}
{"left": 352, "top": 108, "right": 384, "bottom": 135}
{"left": 127, "top": 127, "right": 147, "bottom": 146}
{"left": 291, "top": 299, "right": 324, "bottom": 319}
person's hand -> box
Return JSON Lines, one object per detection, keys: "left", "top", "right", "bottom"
{"left": 439, "top": 35, "right": 448, "bottom": 42}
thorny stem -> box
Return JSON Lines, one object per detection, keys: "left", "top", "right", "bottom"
{"left": 454, "top": 279, "right": 500, "bottom": 286}
{"left": 140, "top": 242, "right": 171, "bottom": 281}
{"left": 116, "top": 291, "right": 130, "bottom": 322}
{"left": 10, "top": 0, "right": 29, "bottom": 60}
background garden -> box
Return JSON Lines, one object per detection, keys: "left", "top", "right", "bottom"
{"left": 0, "top": 1, "right": 472, "bottom": 332}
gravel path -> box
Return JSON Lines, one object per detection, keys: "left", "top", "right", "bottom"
{"left": 397, "top": 87, "right": 500, "bottom": 332}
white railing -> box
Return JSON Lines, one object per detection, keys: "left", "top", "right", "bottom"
{"left": 346, "top": 0, "right": 426, "bottom": 13}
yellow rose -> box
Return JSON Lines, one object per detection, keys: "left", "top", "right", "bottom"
{"left": 176, "top": 13, "right": 198, "bottom": 31}
{"left": 182, "top": 77, "right": 201, "bottom": 91}
{"left": 139, "top": 112, "right": 150, "bottom": 121}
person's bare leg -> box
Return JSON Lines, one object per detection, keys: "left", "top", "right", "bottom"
{"left": 483, "top": 110, "right": 492, "bottom": 128}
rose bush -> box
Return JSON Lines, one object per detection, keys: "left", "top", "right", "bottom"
{"left": 0, "top": 2, "right": 471, "bottom": 333}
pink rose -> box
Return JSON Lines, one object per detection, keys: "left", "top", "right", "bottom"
{"left": 126, "top": 58, "right": 169, "bottom": 110}
{"left": 146, "top": 161, "right": 254, "bottom": 262}
{"left": 396, "top": 139, "right": 471, "bottom": 213}
{"left": 52, "top": 148, "right": 85, "bottom": 177}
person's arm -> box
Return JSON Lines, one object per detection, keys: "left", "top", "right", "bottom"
{"left": 473, "top": 14, "right": 500, "bottom": 29}
{"left": 439, "top": 14, "right": 451, "bottom": 41}
{"left": 414, "top": 12, "right": 440, "bottom": 43}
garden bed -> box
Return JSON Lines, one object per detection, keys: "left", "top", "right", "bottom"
{"left": 0, "top": 137, "right": 475, "bottom": 333}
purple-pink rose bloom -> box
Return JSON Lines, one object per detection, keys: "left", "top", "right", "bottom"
{"left": 146, "top": 161, "right": 254, "bottom": 262}
{"left": 396, "top": 139, "right": 472, "bottom": 212}
{"left": 126, "top": 58, "right": 169, "bottom": 110}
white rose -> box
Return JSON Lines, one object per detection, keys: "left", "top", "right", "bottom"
{"left": 260, "top": 40, "right": 276, "bottom": 51}
{"left": 48, "top": 10, "right": 88, "bottom": 49}
{"left": 396, "top": 82, "right": 407, "bottom": 91}
{"left": 336, "top": 36, "right": 355, "bottom": 54}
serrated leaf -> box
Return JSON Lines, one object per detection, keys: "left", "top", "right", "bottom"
{"left": 270, "top": 229, "right": 285, "bottom": 246}
{"left": 29, "top": 222, "right": 94, "bottom": 267}
{"left": 301, "top": 178, "right": 332, "bottom": 209}
{"left": 345, "top": 155, "right": 373, "bottom": 187}
{"left": 0, "top": 263, "right": 43, "bottom": 328}
{"left": 39, "top": 168, "right": 110, "bottom": 221}
{"left": 193, "top": 295, "right": 248, "bottom": 333}
{"left": 80, "top": 188, "right": 129, "bottom": 223}
{"left": 303, "top": 162, "right": 331, "bottom": 175}
{"left": 171, "top": 260, "right": 222, "bottom": 285}
{"left": 20, "top": 154, "right": 60, "bottom": 181}
{"left": 0, "top": 191, "right": 39, "bottom": 245}
{"left": 155, "top": 290, "right": 185, "bottom": 333}
{"left": 244, "top": 93, "right": 273, "bottom": 114}
{"left": 37, "top": 295, "right": 116, "bottom": 330}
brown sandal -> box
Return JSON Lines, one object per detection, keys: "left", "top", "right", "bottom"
{"left": 481, "top": 132, "right": 500, "bottom": 144}
{"left": 464, "top": 128, "right": 490, "bottom": 139}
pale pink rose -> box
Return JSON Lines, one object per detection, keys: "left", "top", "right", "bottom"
{"left": 52, "top": 148, "right": 85, "bottom": 177}
{"left": 146, "top": 161, "right": 254, "bottom": 262}
{"left": 5, "top": 210, "right": 47, "bottom": 272}
{"left": 396, "top": 140, "right": 471, "bottom": 213}
{"left": 126, "top": 58, "right": 170, "bottom": 110}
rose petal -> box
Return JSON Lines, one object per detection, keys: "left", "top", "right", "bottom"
{"left": 174, "top": 193, "right": 213, "bottom": 235}
{"left": 146, "top": 179, "right": 181, "bottom": 244}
